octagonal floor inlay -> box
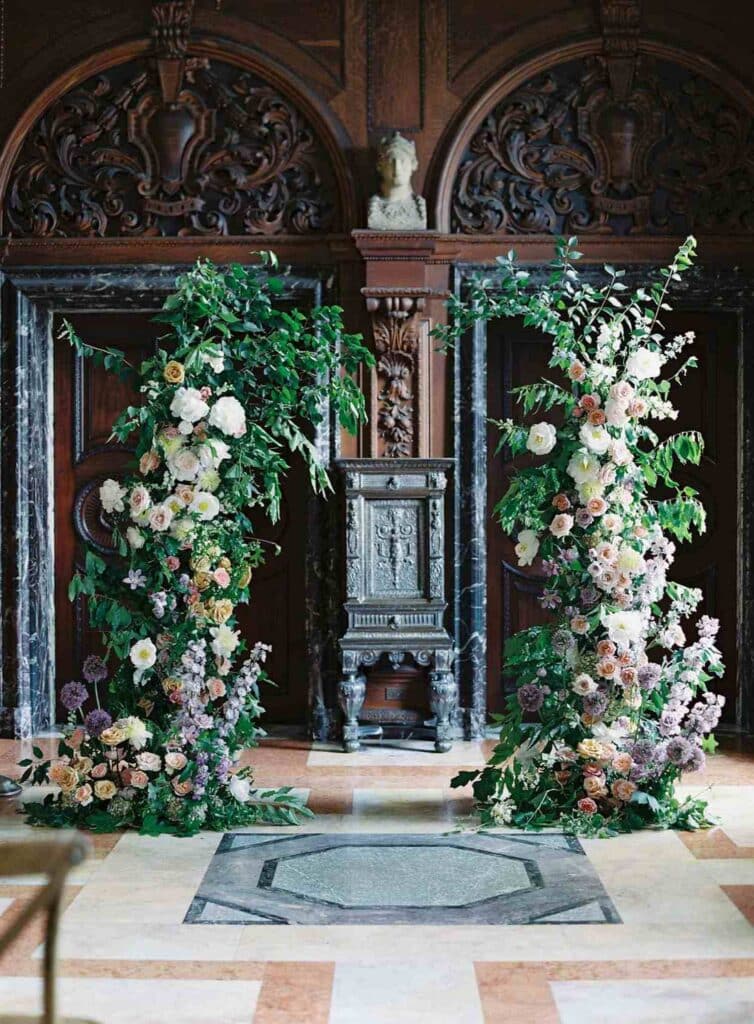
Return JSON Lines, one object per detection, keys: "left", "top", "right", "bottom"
{"left": 185, "top": 833, "right": 620, "bottom": 926}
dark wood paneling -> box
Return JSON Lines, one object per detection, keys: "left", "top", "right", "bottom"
{"left": 367, "top": 0, "right": 423, "bottom": 132}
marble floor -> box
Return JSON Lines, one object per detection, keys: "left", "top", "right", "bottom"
{"left": 0, "top": 734, "right": 753, "bottom": 1022}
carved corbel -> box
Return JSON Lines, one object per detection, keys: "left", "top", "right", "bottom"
{"left": 151, "top": 0, "right": 194, "bottom": 102}
{"left": 600, "top": 0, "right": 641, "bottom": 101}
{"left": 362, "top": 287, "right": 430, "bottom": 458}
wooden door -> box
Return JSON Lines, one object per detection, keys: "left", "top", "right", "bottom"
{"left": 53, "top": 310, "right": 309, "bottom": 724}
{"left": 486, "top": 311, "right": 739, "bottom": 726}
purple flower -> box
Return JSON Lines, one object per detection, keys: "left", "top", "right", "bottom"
{"left": 82, "top": 654, "right": 107, "bottom": 685}
{"left": 638, "top": 663, "right": 662, "bottom": 692}
{"left": 697, "top": 616, "right": 719, "bottom": 640}
{"left": 517, "top": 683, "right": 546, "bottom": 713}
{"left": 541, "top": 590, "right": 561, "bottom": 610}
{"left": 583, "top": 690, "right": 609, "bottom": 717}
{"left": 84, "top": 708, "right": 112, "bottom": 738}
{"left": 666, "top": 736, "right": 692, "bottom": 767}
{"left": 684, "top": 745, "right": 706, "bottom": 773}
{"left": 60, "top": 681, "right": 88, "bottom": 711}
{"left": 580, "top": 586, "right": 599, "bottom": 607}
{"left": 630, "top": 739, "right": 657, "bottom": 765}
{"left": 575, "top": 509, "right": 593, "bottom": 528}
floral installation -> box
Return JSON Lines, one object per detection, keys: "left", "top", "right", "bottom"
{"left": 439, "top": 236, "right": 725, "bottom": 835}
{"left": 21, "top": 254, "right": 373, "bottom": 835}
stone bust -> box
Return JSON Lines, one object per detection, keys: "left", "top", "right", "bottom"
{"left": 367, "top": 132, "right": 427, "bottom": 230}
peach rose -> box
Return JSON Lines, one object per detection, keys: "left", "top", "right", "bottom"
{"left": 68, "top": 727, "right": 85, "bottom": 749}
{"left": 584, "top": 776, "right": 608, "bottom": 798}
{"left": 580, "top": 394, "right": 601, "bottom": 412}
{"left": 49, "top": 763, "right": 78, "bottom": 792}
{"left": 568, "top": 360, "right": 587, "bottom": 381}
{"left": 91, "top": 762, "right": 108, "bottom": 779}
{"left": 597, "top": 640, "right": 616, "bottom": 658}
{"left": 73, "top": 756, "right": 93, "bottom": 776}
{"left": 550, "top": 513, "right": 574, "bottom": 538}
{"left": 576, "top": 739, "right": 603, "bottom": 761}
{"left": 620, "top": 667, "right": 638, "bottom": 686}
{"left": 209, "top": 599, "right": 233, "bottom": 625}
{"left": 238, "top": 565, "right": 252, "bottom": 589}
{"left": 612, "top": 752, "right": 633, "bottom": 774}
{"left": 74, "top": 784, "right": 93, "bottom": 806}
{"left": 611, "top": 779, "right": 637, "bottom": 802}
{"left": 597, "top": 658, "right": 618, "bottom": 679}
{"left": 94, "top": 780, "right": 117, "bottom": 800}
{"left": 570, "top": 615, "right": 590, "bottom": 635}
{"left": 164, "top": 751, "right": 187, "bottom": 774}
{"left": 577, "top": 797, "right": 598, "bottom": 814}
{"left": 163, "top": 360, "right": 185, "bottom": 384}
{"left": 588, "top": 409, "right": 607, "bottom": 426}
{"left": 139, "top": 449, "right": 161, "bottom": 475}
{"left": 193, "top": 571, "right": 212, "bottom": 592}
{"left": 554, "top": 770, "right": 572, "bottom": 785}
{"left": 172, "top": 778, "right": 193, "bottom": 797}
{"left": 208, "top": 677, "right": 226, "bottom": 700}
{"left": 582, "top": 763, "right": 605, "bottom": 778}
{"left": 100, "top": 726, "right": 128, "bottom": 746}
{"left": 587, "top": 497, "right": 608, "bottom": 517}
{"left": 129, "top": 770, "right": 149, "bottom": 789}
{"left": 175, "top": 484, "right": 195, "bottom": 505}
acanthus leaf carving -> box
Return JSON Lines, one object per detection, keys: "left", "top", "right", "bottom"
{"left": 451, "top": 55, "right": 754, "bottom": 236}
{"left": 5, "top": 56, "right": 337, "bottom": 238}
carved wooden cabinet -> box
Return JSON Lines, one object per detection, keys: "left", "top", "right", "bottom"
{"left": 337, "top": 459, "right": 456, "bottom": 752}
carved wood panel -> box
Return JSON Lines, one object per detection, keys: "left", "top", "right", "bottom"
{"left": 485, "top": 312, "right": 739, "bottom": 723}
{"left": 452, "top": 56, "right": 754, "bottom": 235}
{"left": 6, "top": 55, "right": 339, "bottom": 237}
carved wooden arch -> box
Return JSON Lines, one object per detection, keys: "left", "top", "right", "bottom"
{"left": 0, "top": 35, "right": 358, "bottom": 237}
{"left": 431, "top": 38, "right": 754, "bottom": 235}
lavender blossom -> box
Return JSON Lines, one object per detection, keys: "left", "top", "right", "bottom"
{"left": 638, "top": 663, "right": 662, "bottom": 691}
{"left": 666, "top": 736, "right": 693, "bottom": 767}
{"left": 85, "top": 708, "right": 112, "bottom": 738}
{"left": 583, "top": 690, "right": 609, "bottom": 717}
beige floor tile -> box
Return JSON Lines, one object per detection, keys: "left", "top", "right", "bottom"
{"left": 0, "top": 976, "right": 260, "bottom": 1024}
{"left": 330, "top": 960, "right": 484, "bottom": 1023}
{"left": 53, "top": 922, "right": 243, "bottom": 962}
{"left": 307, "top": 740, "right": 486, "bottom": 768}
{"left": 349, "top": 788, "right": 468, "bottom": 831}
{"left": 551, "top": 977, "right": 754, "bottom": 1023}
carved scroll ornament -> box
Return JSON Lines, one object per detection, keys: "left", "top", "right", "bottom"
{"left": 5, "top": 57, "right": 338, "bottom": 237}
{"left": 451, "top": 56, "right": 754, "bottom": 235}
{"left": 363, "top": 289, "right": 429, "bottom": 459}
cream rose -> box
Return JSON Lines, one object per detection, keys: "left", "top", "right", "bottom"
{"left": 94, "top": 779, "right": 117, "bottom": 800}
{"left": 579, "top": 422, "right": 611, "bottom": 454}
{"left": 550, "top": 513, "right": 574, "bottom": 538}
{"left": 148, "top": 504, "right": 174, "bottom": 532}
{"left": 168, "top": 448, "right": 201, "bottom": 482}
{"left": 626, "top": 347, "right": 663, "bottom": 380}
{"left": 136, "top": 752, "right": 162, "bottom": 772}
{"left": 572, "top": 673, "right": 597, "bottom": 695}
{"left": 164, "top": 751, "right": 188, "bottom": 775}
{"left": 526, "top": 422, "right": 557, "bottom": 456}
{"left": 129, "top": 484, "right": 151, "bottom": 518}
{"left": 170, "top": 387, "right": 209, "bottom": 424}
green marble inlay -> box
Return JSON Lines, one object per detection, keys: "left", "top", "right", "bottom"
{"left": 269, "top": 845, "right": 532, "bottom": 907}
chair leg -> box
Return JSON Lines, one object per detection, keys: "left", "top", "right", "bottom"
{"left": 43, "top": 887, "right": 62, "bottom": 1024}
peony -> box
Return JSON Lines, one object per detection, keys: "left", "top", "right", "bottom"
{"left": 579, "top": 422, "right": 611, "bottom": 454}
{"left": 514, "top": 529, "right": 539, "bottom": 567}
{"left": 100, "top": 479, "right": 126, "bottom": 514}
{"left": 170, "top": 387, "right": 209, "bottom": 424}
{"left": 163, "top": 360, "right": 185, "bottom": 384}
{"left": 136, "top": 752, "right": 162, "bottom": 772}
{"left": 168, "top": 448, "right": 201, "bottom": 481}
{"left": 550, "top": 513, "right": 574, "bottom": 538}
{"left": 169, "top": 517, "right": 195, "bottom": 542}
{"left": 526, "top": 422, "right": 557, "bottom": 456}
{"left": 190, "top": 491, "right": 221, "bottom": 521}
{"left": 603, "top": 610, "right": 644, "bottom": 649}
{"left": 126, "top": 526, "right": 145, "bottom": 550}
{"left": 197, "top": 468, "right": 221, "bottom": 492}
{"left": 210, "top": 624, "right": 241, "bottom": 658}
{"left": 604, "top": 397, "right": 629, "bottom": 427}
{"left": 148, "top": 504, "right": 174, "bottom": 532}
{"left": 129, "top": 638, "right": 157, "bottom": 670}
{"left": 164, "top": 751, "right": 188, "bottom": 775}
{"left": 228, "top": 774, "right": 251, "bottom": 802}
{"left": 626, "top": 347, "right": 663, "bottom": 380}
{"left": 94, "top": 780, "right": 117, "bottom": 800}
{"left": 567, "top": 451, "right": 601, "bottom": 485}
{"left": 208, "top": 396, "right": 246, "bottom": 438}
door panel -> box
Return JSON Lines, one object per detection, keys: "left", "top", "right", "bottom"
{"left": 53, "top": 311, "right": 309, "bottom": 723}
{"left": 486, "top": 311, "right": 739, "bottom": 725}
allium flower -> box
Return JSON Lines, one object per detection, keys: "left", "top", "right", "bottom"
{"left": 666, "top": 736, "right": 693, "bottom": 767}
{"left": 517, "top": 684, "right": 546, "bottom": 713}
{"left": 84, "top": 708, "right": 112, "bottom": 738}
{"left": 82, "top": 654, "right": 107, "bottom": 684}
{"left": 60, "top": 681, "right": 88, "bottom": 711}
{"left": 638, "top": 663, "right": 661, "bottom": 691}
{"left": 583, "top": 690, "right": 609, "bottom": 717}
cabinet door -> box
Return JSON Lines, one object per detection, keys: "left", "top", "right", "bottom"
{"left": 53, "top": 311, "right": 309, "bottom": 723}
{"left": 485, "top": 311, "right": 739, "bottom": 725}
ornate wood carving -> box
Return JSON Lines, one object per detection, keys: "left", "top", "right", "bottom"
{"left": 363, "top": 288, "right": 429, "bottom": 458}
{"left": 5, "top": 43, "right": 338, "bottom": 237}
{"left": 451, "top": 52, "right": 754, "bottom": 235}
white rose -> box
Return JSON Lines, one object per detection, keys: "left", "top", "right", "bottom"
{"left": 550, "top": 513, "right": 574, "bottom": 538}
{"left": 129, "top": 485, "right": 151, "bottom": 519}
{"left": 609, "top": 440, "right": 633, "bottom": 466}
{"left": 579, "top": 423, "right": 611, "bottom": 454}
{"left": 201, "top": 351, "right": 225, "bottom": 373}
{"left": 572, "top": 673, "right": 597, "bottom": 696}
{"left": 208, "top": 396, "right": 246, "bottom": 438}
{"left": 602, "top": 513, "right": 623, "bottom": 534}
{"left": 626, "top": 347, "right": 663, "bottom": 380}
{"left": 126, "top": 526, "right": 145, "bottom": 550}
{"left": 603, "top": 610, "right": 644, "bottom": 649}
{"left": 148, "top": 504, "right": 174, "bottom": 532}
{"left": 567, "top": 451, "right": 601, "bottom": 485}
{"left": 120, "top": 716, "right": 152, "bottom": 751}
{"left": 170, "top": 387, "right": 209, "bottom": 424}
{"left": 168, "top": 448, "right": 201, "bottom": 481}
{"left": 190, "top": 491, "right": 221, "bottom": 521}
{"left": 210, "top": 624, "right": 240, "bottom": 658}
{"left": 514, "top": 529, "right": 539, "bottom": 567}
{"left": 604, "top": 397, "right": 630, "bottom": 428}
{"left": 100, "top": 478, "right": 126, "bottom": 514}
{"left": 228, "top": 774, "right": 251, "bottom": 802}
{"left": 136, "top": 751, "right": 162, "bottom": 772}
{"left": 526, "top": 422, "right": 557, "bottom": 456}
{"left": 129, "top": 638, "right": 157, "bottom": 670}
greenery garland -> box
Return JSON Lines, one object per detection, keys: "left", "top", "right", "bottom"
{"left": 439, "top": 237, "right": 725, "bottom": 836}
{"left": 22, "top": 254, "right": 373, "bottom": 836}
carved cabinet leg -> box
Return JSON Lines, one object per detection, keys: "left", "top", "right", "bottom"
{"left": 338, "top": 673, "right": 366, "bottom": 753}
{"left": 430, "top": 670, "right": 458, "bottom": 753}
